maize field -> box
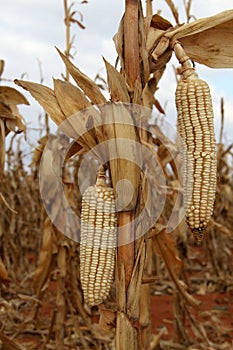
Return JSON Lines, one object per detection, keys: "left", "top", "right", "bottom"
{"left": 0, "top": 1, "right": 233, "bottom": 349}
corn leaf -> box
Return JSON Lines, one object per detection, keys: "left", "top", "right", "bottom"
{"left": 103, "top": 58, "right": 130, "bottom": 103}
{"left": 14, "top": 79, "right": 66, "bottom": 126}
{"left": 0, "top": 86, "right": 29, "bottom": 105}
{"left": 165, "top": 9, "right": 233, "bottom": 68}
{"left": 56, "top": 48, "right": 107, "bottom": 105}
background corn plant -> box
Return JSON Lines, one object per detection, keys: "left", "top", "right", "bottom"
{"left": 0, "top": 1, "right": 232, "bottom": 349}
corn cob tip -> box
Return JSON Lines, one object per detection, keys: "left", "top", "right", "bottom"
{"left": 192, "top": 228, "right": 205, "bottom": 245}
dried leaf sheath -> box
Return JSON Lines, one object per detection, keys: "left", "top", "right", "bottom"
{"left": 80, "top": 169, "right": 117, "bottom": 305}
{"left": 175, "top": 75, "right": 217, "bottom": 243}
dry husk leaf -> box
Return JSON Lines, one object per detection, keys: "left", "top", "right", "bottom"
{"left": 102, "top": 102, "right": 141, "bottom": 211}
{"left": 165, "top": 9, "right": 233, "bottom": 68}
{"left": 116, "top": 311, "right": 138, "bottom": 350}
{"left": 147, "top": 10, "right": 233, "bottom": 70}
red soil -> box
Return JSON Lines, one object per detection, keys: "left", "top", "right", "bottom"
{"left": 151, "top": 292, "right": 233, "bottom": 343}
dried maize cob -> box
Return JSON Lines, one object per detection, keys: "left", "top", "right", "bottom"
{"left": 174, "top": 43, "right": 217, "bottom": 243}
{"left": 80, "top": 167, "right": 117, "bottom": 305}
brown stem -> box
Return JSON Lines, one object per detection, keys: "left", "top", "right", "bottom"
{"left": 124, "top": 0, "right": 141, "bottom": 88}
{"left": 63, "top": 0, "right": 70, "bottom": 81}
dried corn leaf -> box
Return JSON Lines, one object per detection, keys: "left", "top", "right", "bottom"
{"left": 33, "top": 217, "right": 55, "bottom": 293}
{"left": 154, "top": 230, "right": 182, "bottom": 277}
{"left": 127, "top": 240, "right": 145, "bottom": 319}
{"left": 138, "top": 3, "right": 150, "bottom": 83}
{"left": 145, "top": 14, "right": 172, "bottom": 53}
{"left": 153, "top": 228, "right": 200, "bottom": 308}
{"left": 165, "top": 9, "right": 233, "bottom": 68}
{"left": 53, "top": 79, "right": 102, "bottom": 147}
{"left": 56, "top": 48, "right": 107, "bottom": 105}
{"left": 53, "top": 79, "right": 91, "bottom": 115}
{"left": 31, "top": 135, "right": 49, "bottom": 166}
{"left": 53, "top": 78, "right": 92, "bottom": 139}
{"left": 142, "top": 77, "right": 159, "bottom": 110}
{"left": 0, "top": 101, "right": 13, "bottom": 119}
{"left": 65, "top": 141, "right": 83, "bottom": 159}
{"left": 113, "top": 17, "right": 125, "bottom": 75}
{"left": 0, "top": 86, "right": 29, "bottom": 105}
{"left": 14, "top": 79, "right": 66, "bottom": 125}
{"left": 103, "top": 58, "right": 130, "bottom": 102}
{"left": 6, "top": 105, "right": 26, "bottom": 134}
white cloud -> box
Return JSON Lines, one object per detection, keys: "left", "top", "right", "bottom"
{"left": 1, "top": 0, "right": 233, "bottom": 144}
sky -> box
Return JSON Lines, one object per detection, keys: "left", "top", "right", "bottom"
{"left": 1, "top": 0, "right": 233, "bottom": 150}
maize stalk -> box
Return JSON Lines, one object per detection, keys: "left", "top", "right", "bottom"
{"left": 173, "top": 42, "right": 217, "bottom": 243}
{"left": 80, "top": 167, "right": 117, "bottom": 305}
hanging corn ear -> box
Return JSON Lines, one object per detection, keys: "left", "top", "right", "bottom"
{"left": 80, "top": 167, "right": 117, "bottom": 305}
{"left": 173, "top": 42, "right": 217, "bottom": 243}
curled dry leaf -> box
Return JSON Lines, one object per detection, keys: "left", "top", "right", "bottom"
{"left": 166, "top": 10, "right": 233, "bottom": 68}
{"left": 0, "top": 86, "right": 29, "bottom": 105}
{"left": 147, "top": 10, "right": 233, "bottom": 71}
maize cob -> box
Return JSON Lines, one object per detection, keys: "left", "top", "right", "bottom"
{"left": 174, "top": 43, "right": 217, "bottom": 243}
{"left": 80, "top": 167, "right": 117, "bottom": 305}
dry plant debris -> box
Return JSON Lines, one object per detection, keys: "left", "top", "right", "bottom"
{"left": 0, "top": 1, "right": 232, "bottom": 349}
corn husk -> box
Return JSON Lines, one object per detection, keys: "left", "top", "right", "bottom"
{"left": 148, "top": 10, "right": 233, "bottom": 68}
{"left": 165, "top": 9, "right": 233, "bottom": 68}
